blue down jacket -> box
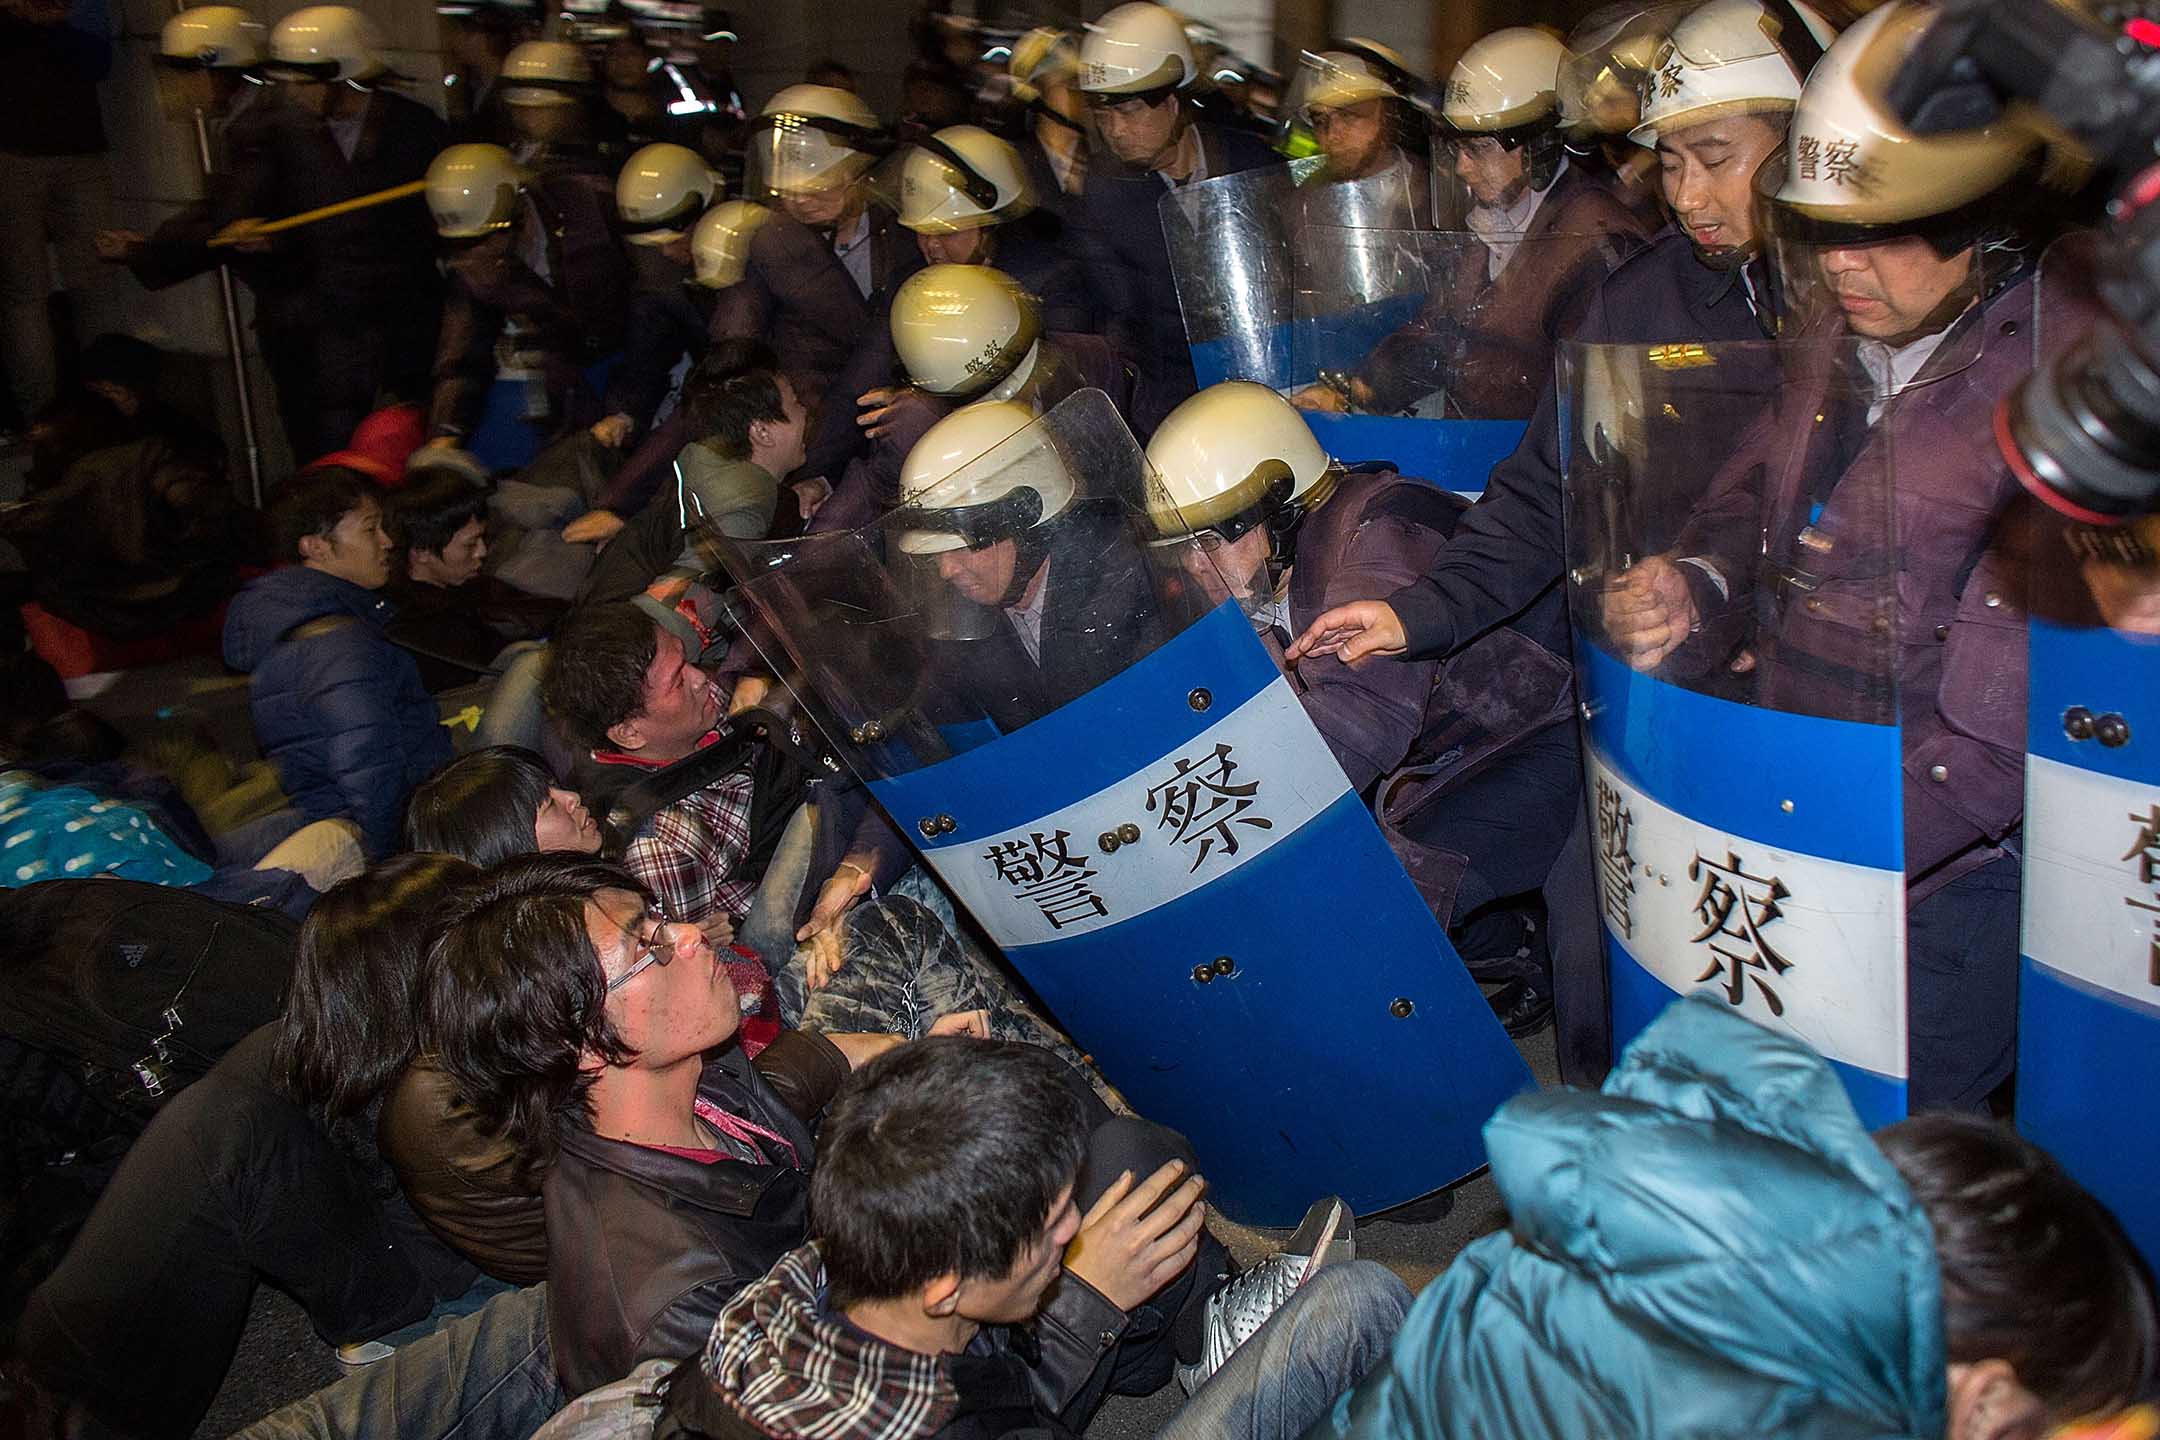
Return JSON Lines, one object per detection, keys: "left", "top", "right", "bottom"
{"left": 222, "top": 566, "right": 450, "bottom": 857}
{"left": 1308, "top": 995, "right": 1947, "bottom": 1440}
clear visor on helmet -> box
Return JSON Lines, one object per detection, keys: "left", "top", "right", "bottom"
{"left": 877, "top": 138, "right": 1014, "bottom": 234}
{"left": 748, "top": 114, "right": 878, "bottom": 200}
{"left": 1753, "top": 148, "right": 1989, "bottom": 382}
{"left": 1558, "top": 3, "right": 1685, "bottom": 134}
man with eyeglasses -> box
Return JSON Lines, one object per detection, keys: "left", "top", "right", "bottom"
{"left": 1070, "top": 1, "right": 1275, "bottom": 436}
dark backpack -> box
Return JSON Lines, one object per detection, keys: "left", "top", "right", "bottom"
{"left": 0, "top": 881, "right": 300, "bottom": 1337}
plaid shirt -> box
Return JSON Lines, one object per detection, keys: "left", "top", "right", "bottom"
{"left": 699, "top": 1244, "right": 963, "bottom": 1440}
{"left": 618, "top": 764, "right": 759, "bottom": 928}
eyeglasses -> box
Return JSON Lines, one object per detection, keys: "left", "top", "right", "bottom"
{"left": 603, "top": 909, "right": 681, "bottom": 992}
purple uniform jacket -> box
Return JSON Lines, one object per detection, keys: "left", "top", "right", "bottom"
{"left": 1361, "top": 162, "right": 1650, "bottom": 419}
{"left": 1669, "top": 269, "right": 2072, "bottom": 899}
{"left": 1286, "top": 468, "right": 1576, "bottom": 916}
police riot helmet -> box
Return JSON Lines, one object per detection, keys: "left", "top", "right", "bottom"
{"left": 157, "top": 7, "right": 264, "bottom": 70}
{"left": 1009, "top": 26, "right": 1080, "bottom": 105}
{"left": 426, "top": 144, "right": 524, "bottom": 240}
{"left": 689, "top": 200, "right": 773, "bottom": 288}
{"left": 890, "top": 265, "right": 1043, "bottom": 400}
{"left": 1144, "top": 382, "right": 1338, "bottom": 543}
{"left": 263, "top": 6, "right": 386, "bottom": 84}
{"left": 1629, "top": 0, "right": 1837, "bottom": 148}
{"left": 894, "top": 400, "right": 1077, "bottom": 556}
{"left": 1441, "top": 27, "right": 1568, "bottom": 186}
{"left": 618, "top": 143, "right": 724, "bottom": 245}
{"left": 1077, "top": 3, "right": 1196, "bottom": 95}
{"left": 500, "top": 40, "right": 594, "bottom": 108}
{"left": 752, "top": 84, "right": 881, "bottom": 195}
{"left": 898, "top": 126, "right": 1034, "bottom": 233}
{"left": 1772, "top": 1, "right": 2035, "bottom": 237}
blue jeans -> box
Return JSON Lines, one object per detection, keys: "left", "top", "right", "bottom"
{"left": 1160, "top": 1262, "right": 1411, "bottom": 1440}
{"left": 235, "top": 1284, "right": 565, "bottom": 1440}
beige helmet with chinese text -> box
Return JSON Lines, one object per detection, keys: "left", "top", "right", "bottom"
{"left": 890, "top": 265, "right": 1044, "bottom": 401}
{"left": 1078, "top": 3, "right": 1196, "bottom": 95}
{"left": 1629, "top": 0, "right": 1837, "bottom": 147}
{"left": 1441, "top": 27, "right": 1565, "bottom": 132}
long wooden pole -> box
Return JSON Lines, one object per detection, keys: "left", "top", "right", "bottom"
{"left": 208, "top": 179, "right": 429, "bottom": 247}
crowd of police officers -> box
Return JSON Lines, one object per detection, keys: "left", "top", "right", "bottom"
{"left": 111, "top": 0, "right": 2089, "bottom": 1114}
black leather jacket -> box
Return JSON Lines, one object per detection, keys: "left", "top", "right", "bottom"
{"left": 542, "top": 1046, "right": 820, "bottom": 1396}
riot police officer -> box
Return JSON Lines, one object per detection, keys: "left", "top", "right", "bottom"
{"left": 749, "top": 84, "right": 911, "bottom": 301}
{"left": 1148, "top": 380, "right": 1578, "bottom": 1034}
{"left": 1597, "top": 1, "right": 2053, "bottom": 1108}
{"left": 1289, "top": 40, "right": 1445, "bottom": 228}
{"left": 1071, "top": 1, "right": 1276, "bottom": 435}
{"left": 1289, "top": 0, "right": 1838, "bottom": 667}
{"left": 1006, "top": 27, "right": 1090, "bottom": 214}
{"left": 422, "top": 141, "right": 630, "bottom": 449}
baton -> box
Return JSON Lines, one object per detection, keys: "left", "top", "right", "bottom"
{"left": 207, "top": 179, "right": 428, "bottom": 248}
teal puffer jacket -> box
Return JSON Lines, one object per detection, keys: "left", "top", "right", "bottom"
{"left": 1309, "top": 995, "right": 1946, "bottom": 1440}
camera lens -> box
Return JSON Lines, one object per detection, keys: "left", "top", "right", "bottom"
{"left": 2002, "top": 329, "right": 2160, "bottom": 521}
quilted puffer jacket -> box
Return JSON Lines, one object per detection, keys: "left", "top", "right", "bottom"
{"left": 222, "top": 566, "right": 451, "bottom": 857}
{"left": 1306, "top": 994, "right": 1948, "bottom": 1440}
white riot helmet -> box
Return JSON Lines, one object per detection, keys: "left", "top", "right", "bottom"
{"left": 690, "top": 200, "right": 772, "bottom": 289}
{"left": 890, "top": 265, "right": 1043, "bottom": 401}
{"left": 1629, "top": 0, "right": 1836, "bottom": 148}
{"left": 500, "top": 40, "right": 594, "bottom": 108}
{"left": 1078, "top": 3, "right": 1195, "bottom": 95}
{"left": 157, "top": 7, "right": 263, "bottom": 70}
{"left": 426, "top": 144, "right": 524, "bottom": 239}
{"left": 898, "top": 126, "right": 1034, "bottom": 233}
{"left": 1441, "top": 27, "right": 1565, "bottom": 133}
{"left": 895, "top": 400, "right": 1077, "bottom": 556}
{"left": 1294, "top": 49, "right": 1404, "bottom": 119}
{"left": 1772, "top": 1, "right": 2035, "bottom": 231}
{"left": 752, "top": 84, "right": 881, "bottom": 196}
{"left": 1557, "top": 7, "right": 1671, "bottom": 136}
{"left": 618, "top": 143, "right": 723, "bottom": 245}
{"left": 1144, "top": 382, "right": 1337, "bottom": 541}
{"left": 264, "top": 6, "right": 385, "bottom": 83}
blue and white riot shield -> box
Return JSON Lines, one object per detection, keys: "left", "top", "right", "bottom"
{"left": 734, "top": 389, "right": 1533, "bottom": 1224}
{"left": 1560, "top": 337, "right": 1916, "bottom": 1127}
{"left": 2016, "top": 234, "right": 2160, "bottom": 1267}
{"left": 1164, "top": 169, "right": 1617, "bottom": 493}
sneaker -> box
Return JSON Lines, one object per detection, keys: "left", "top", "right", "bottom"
{"left": 336, "top": 1339, "right": 396, "bottom": 1367}
{"left": 1176, "top": 1195, "right": 1354, "bottom": 1394}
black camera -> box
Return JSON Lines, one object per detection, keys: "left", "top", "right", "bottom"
{"left": 1890, "top": 0, "right": 2160, "bottom": 520}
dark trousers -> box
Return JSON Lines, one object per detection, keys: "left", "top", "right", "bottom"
{"left": 18, "top": 1034, "right": 470, "bottom": 1437}
{"left": 1907, "top": 853, "right": 2023, "bottom": 1112}
{"left": 259, "top": 307, "right": 436, "bottom": 463}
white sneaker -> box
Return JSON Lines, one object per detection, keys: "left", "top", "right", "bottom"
{"left": 336, "top": 1339, "right": 396, "bottom": 1367}
{"left": 1176, "top": 1195, "right": 1354, "bottom": 1394}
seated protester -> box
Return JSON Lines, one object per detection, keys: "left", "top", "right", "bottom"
{"left": 422, "top": 140, "right": 632, "bottom": 450}
{"left": 223, "top": 469, "right": 453, "bottom": 858}
{"left": 540, "top": 601, "right": 801, "bottom": 946}
{"left": 1292, "top": 27, "right": 1650, "bottom": 421}
{"left": 1306, "top": 995, "right": 2156, "bottom": 1439}
{"left": 15, "top": 857, "right": 487, "bottom": 1438}
{"left": 425, "top": 858, "right": 1004, "bottom": 1400}
{"left": 660, "top": 1039, "right": 1411, "bottom": 1440}
{"left": 1147, "top": 383, "right": 1579, "bottom": 1035}
{"left": 799, "top": 123, "right": 1097, "bottom": 492}
{"left": 567, "top": 339, "right": 811, "bottom": 578}
{"left": 384, "top": 464, "right": 567, "bottom": 693}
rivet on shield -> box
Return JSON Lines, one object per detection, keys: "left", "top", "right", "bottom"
{"left": 935, "top": 814, "right": 957, "bottom": 835}
{"left": 917, "top": 816, "right": 940, "bottom": 839}
{"left": 1389, "top": 997, "right": 1414, "bottom": 1019}
{"left": 1117, "top": 822, "right": 1140, "bottom": 844}
{"left": 1780, "top": 799, "right": 1794, "bottom": 813}
{"left": 1211, "top": 956, "right": 1236, "bottom": 977}
{"left": 1192, "top": 965, "right": 1215, "bottom": 985}
{"left": 1187, "top": 688, "right": 1213, "bottom": 712}
{"left": 2096, "top": 713, "right": 2132, "bottom": 748}
{"left": 1098, "top": 831, "right": 1121, "bottom": 854}
{"left": 2063, "top": 706, "right": 2096, "bottom": 741}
